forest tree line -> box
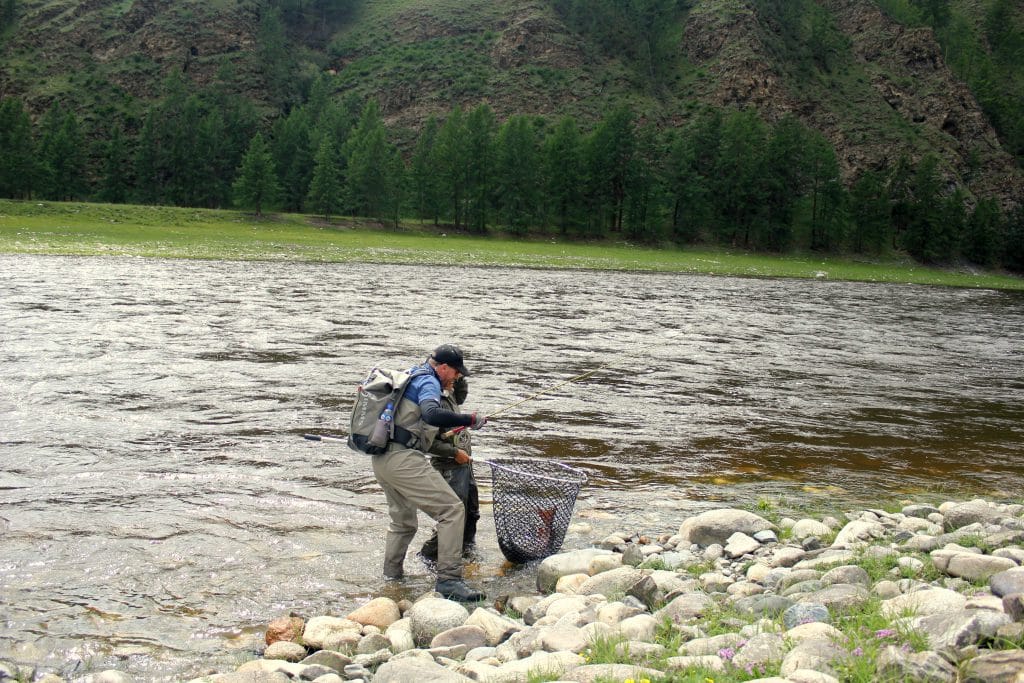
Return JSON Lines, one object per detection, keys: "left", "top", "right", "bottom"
{"left": 0, "top": 74, "right": 1022, "bottom": 273}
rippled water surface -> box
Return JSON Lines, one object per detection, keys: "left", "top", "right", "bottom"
{"left": 1, "top": 255, "right": 1023, "bottom": 679}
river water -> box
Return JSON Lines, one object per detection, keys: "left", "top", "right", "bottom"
{"left": 1, "top": 255, "right": 1022, "bottom": 679}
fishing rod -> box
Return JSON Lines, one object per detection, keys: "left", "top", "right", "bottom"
{"left": 438, "top": 358, "right": 621, "bottom": 438}
{"left": 304, "top": 332, "right": 676, "bottom": 445}
{"left": 302, "top": 360, "right": 620, "bottom": 444}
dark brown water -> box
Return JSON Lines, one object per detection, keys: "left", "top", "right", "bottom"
{"left": 1, "top": 255, "right": 1022, "bottom": 679}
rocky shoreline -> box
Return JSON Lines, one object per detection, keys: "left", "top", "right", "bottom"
{"left": 11, "top": 496, "right": 1024, "bottom": 683}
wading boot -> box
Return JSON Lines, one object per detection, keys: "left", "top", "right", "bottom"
{"left": 435, "top": 579, "right": 485, "bottom": 603}
{"left": 419, "top": 536, "right": 438, "bottom": 562}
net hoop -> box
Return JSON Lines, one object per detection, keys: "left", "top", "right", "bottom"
{"left": 485, "top": 457, "right": 587, "bottom": 564}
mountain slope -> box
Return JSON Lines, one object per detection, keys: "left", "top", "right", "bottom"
{"left": 0, "top": 0, "right": 1021, "bottom": 207}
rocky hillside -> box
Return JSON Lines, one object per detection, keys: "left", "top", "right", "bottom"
{"left": 1, "top": 0, "right": 1021, "bottom": 207}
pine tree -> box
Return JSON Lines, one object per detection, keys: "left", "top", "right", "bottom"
{"left": 37, "top": 105, "right": 86, "bottom": 201}
{"left": 1003, "top": 205, "right": 1024, "bottom": 273}
{"left": 0, "top": 97, "right": 36, "bottom": 199}
{"left": 666, "top": 111, "right": 719, "bottom": 243}
{"left": 805, "top": 128, "right": 844, "bottom": 252}
{"left": 272, "top": 107, "right": 314, "bottom": 212}
{"left": 584, "top": 105, "right": 635, "bottom": 235}
{"left": 624, "top": 122, "right": 661, "bottom": 241}
{"left": 902, "top": 154, "right": 944, "bottom": 261}
{"left": 344, "top": 100, "right": 403, "bottom": 222}
{"left": 464, "top": 104, "right": 497, "bottom": 233}
{"left": 433, "top": 107, "right": 468, "bottom": 228}
{"left": 306, "top": 133, "right": 342, "bottom": 221}
{"left": 962, "top": 198, "right": 1001, "bottom": 266}
{"left": 495, "top": 115, "right": 539, "bottom": 235}
{"left": 541, "top": 115, "right": 585, "bottom": 235}
{"left": 848, "top": 170, "right": 890, "bottom": 255}
{"left": 711, "top": 109, "right": 769, "bottom": 247}
{"left": 763, "top": 115, "right": 808, "bottom": 251}
{"left": 410, "top": 115, "right": 441, "bottom": 224}
{"left": 233, "top": 133, "right": 279, "bottom": 216}
{"left": 134, "top": 110, "right": 161, "bottom": 204}
{"left": 196, "top": 109, "right": 230, "bottom": 208}
{"left": 98, "top": 124, "right": 130, "bottom": 203}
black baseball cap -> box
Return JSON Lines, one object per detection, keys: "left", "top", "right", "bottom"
{"left": 431, "top": 344, "right": 471, "bottom": 376}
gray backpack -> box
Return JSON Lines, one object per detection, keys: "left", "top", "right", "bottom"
{"left": 348, "top": 366, "right": 428, "bottom": 454}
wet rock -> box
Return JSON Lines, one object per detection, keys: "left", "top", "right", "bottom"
{"left": 943, "top": 500, "right": 1005, "bottom": 531}
{"left": 1002, "top": 593, "right": 1024, "bottom": 621}
{"left": 783, "top": 603, "right": 830, "bottom": 629}
{"left": 678, "top": 508, "right": 775, "bottom": 547}
{"left": 821, "top": 565, "right": 870, "bottom": 586}
{"left": 265, "top": 616, "right": 304, "bottom": 646}
{"left": 913, "top": 609, "right": 1012, "bottom": 650}
{"left": 655, "top": 591, "right": 716, "bottom": 623}
{"left": 430, "top": 624, "right": 487, "bottom": 651}
{"left": 724, "top": 531, "right": 761, "bottom": 558}
{"left": 880, "top": 587, "right": 967, "bottom": 618}
{"left": 374, "top": 655, "right": 472, "bottom": 682}
{"left": 300, "top": 650, "right": 351, "bottom": 672}
{"left": 876, "top": 645, "right": 957, "bottom": 683}
{"left": 407, "top": 598, "right": 469, "bottom": 646}
{"left": 945, "top": 553, "right": 1017, "bottom": 582}
{"left": 732, "top": 632, "right": 785, "bottom": 673}
{"left": 990, "top": 567, "right": 1024, "bottom": 597}
{"left": 559, "top": 662, "right": 664, "bottom": 682}
{"left": 797, "top": 584, "right": 870, "bottom": 611}
{"left": 831, "top": 519, "right": 886, "bottom": 548}
{"left": 903, "top": 504, "right": 941, "bottom": 518}
{"left": 733, "top": 594, "right": 795, "bottom": 618}
{"left": 536, "top": 549, "right": 614, "bottom": 593}
{"left": 791, "top": 519, "right": 833, "bottom": 540}
{"left": 347, "top": 596, "right": 401, "bottom": 630}
{"left": 262, "top": 641, "right": 306, "bottom": 662}
{"left": 302, "top": 616, "right": 361, "bottom": 650}
{"left": 781, "top": 638, "right": 847, "bottom": 677}
{"left": 464, "top": 607, "right": 522, "bottom": 646}
{"left": 959, "top": 649, "right": 1024, "bottom": 683}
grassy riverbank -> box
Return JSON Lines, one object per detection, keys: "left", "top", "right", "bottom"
{"left": 1, "top": 199, "right": 1022, "bottom": 290}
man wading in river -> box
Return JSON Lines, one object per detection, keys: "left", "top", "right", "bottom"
{"left": 371, "top": 344, "right": 487, "bottom": 602}
{"left": 420, "top": 375, "right": 480, "bottom": 562}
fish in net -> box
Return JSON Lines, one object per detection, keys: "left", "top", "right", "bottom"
{"left": 485, "top": 458, "right": 588, "bottom": 564}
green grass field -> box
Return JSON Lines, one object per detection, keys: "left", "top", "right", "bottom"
{"left": 1, "top": 199, "right": 1022, "bottom": 290}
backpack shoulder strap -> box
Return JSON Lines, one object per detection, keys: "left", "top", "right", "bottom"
{"left": 391, "top": 365, "right": 433, "bottom": 407}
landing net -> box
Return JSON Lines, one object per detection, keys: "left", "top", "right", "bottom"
{"left": 485, "top": 458, "right": 588, "bottom": 564}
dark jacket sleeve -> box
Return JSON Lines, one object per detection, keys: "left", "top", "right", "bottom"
{"left": 419, "top": 398, "right": 473, "bottom": 429}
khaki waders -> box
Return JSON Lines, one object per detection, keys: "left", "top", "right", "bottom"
{"left": 371, "top": 444, "right": 466, "bottom": 581}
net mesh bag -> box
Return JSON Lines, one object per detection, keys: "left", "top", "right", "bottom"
{"left": 486, "top": 458, "right": 588, "bottom": 564}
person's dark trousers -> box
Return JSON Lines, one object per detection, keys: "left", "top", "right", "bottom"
{"left": 421, "top": 464, "right": 478, "bottom": 558}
